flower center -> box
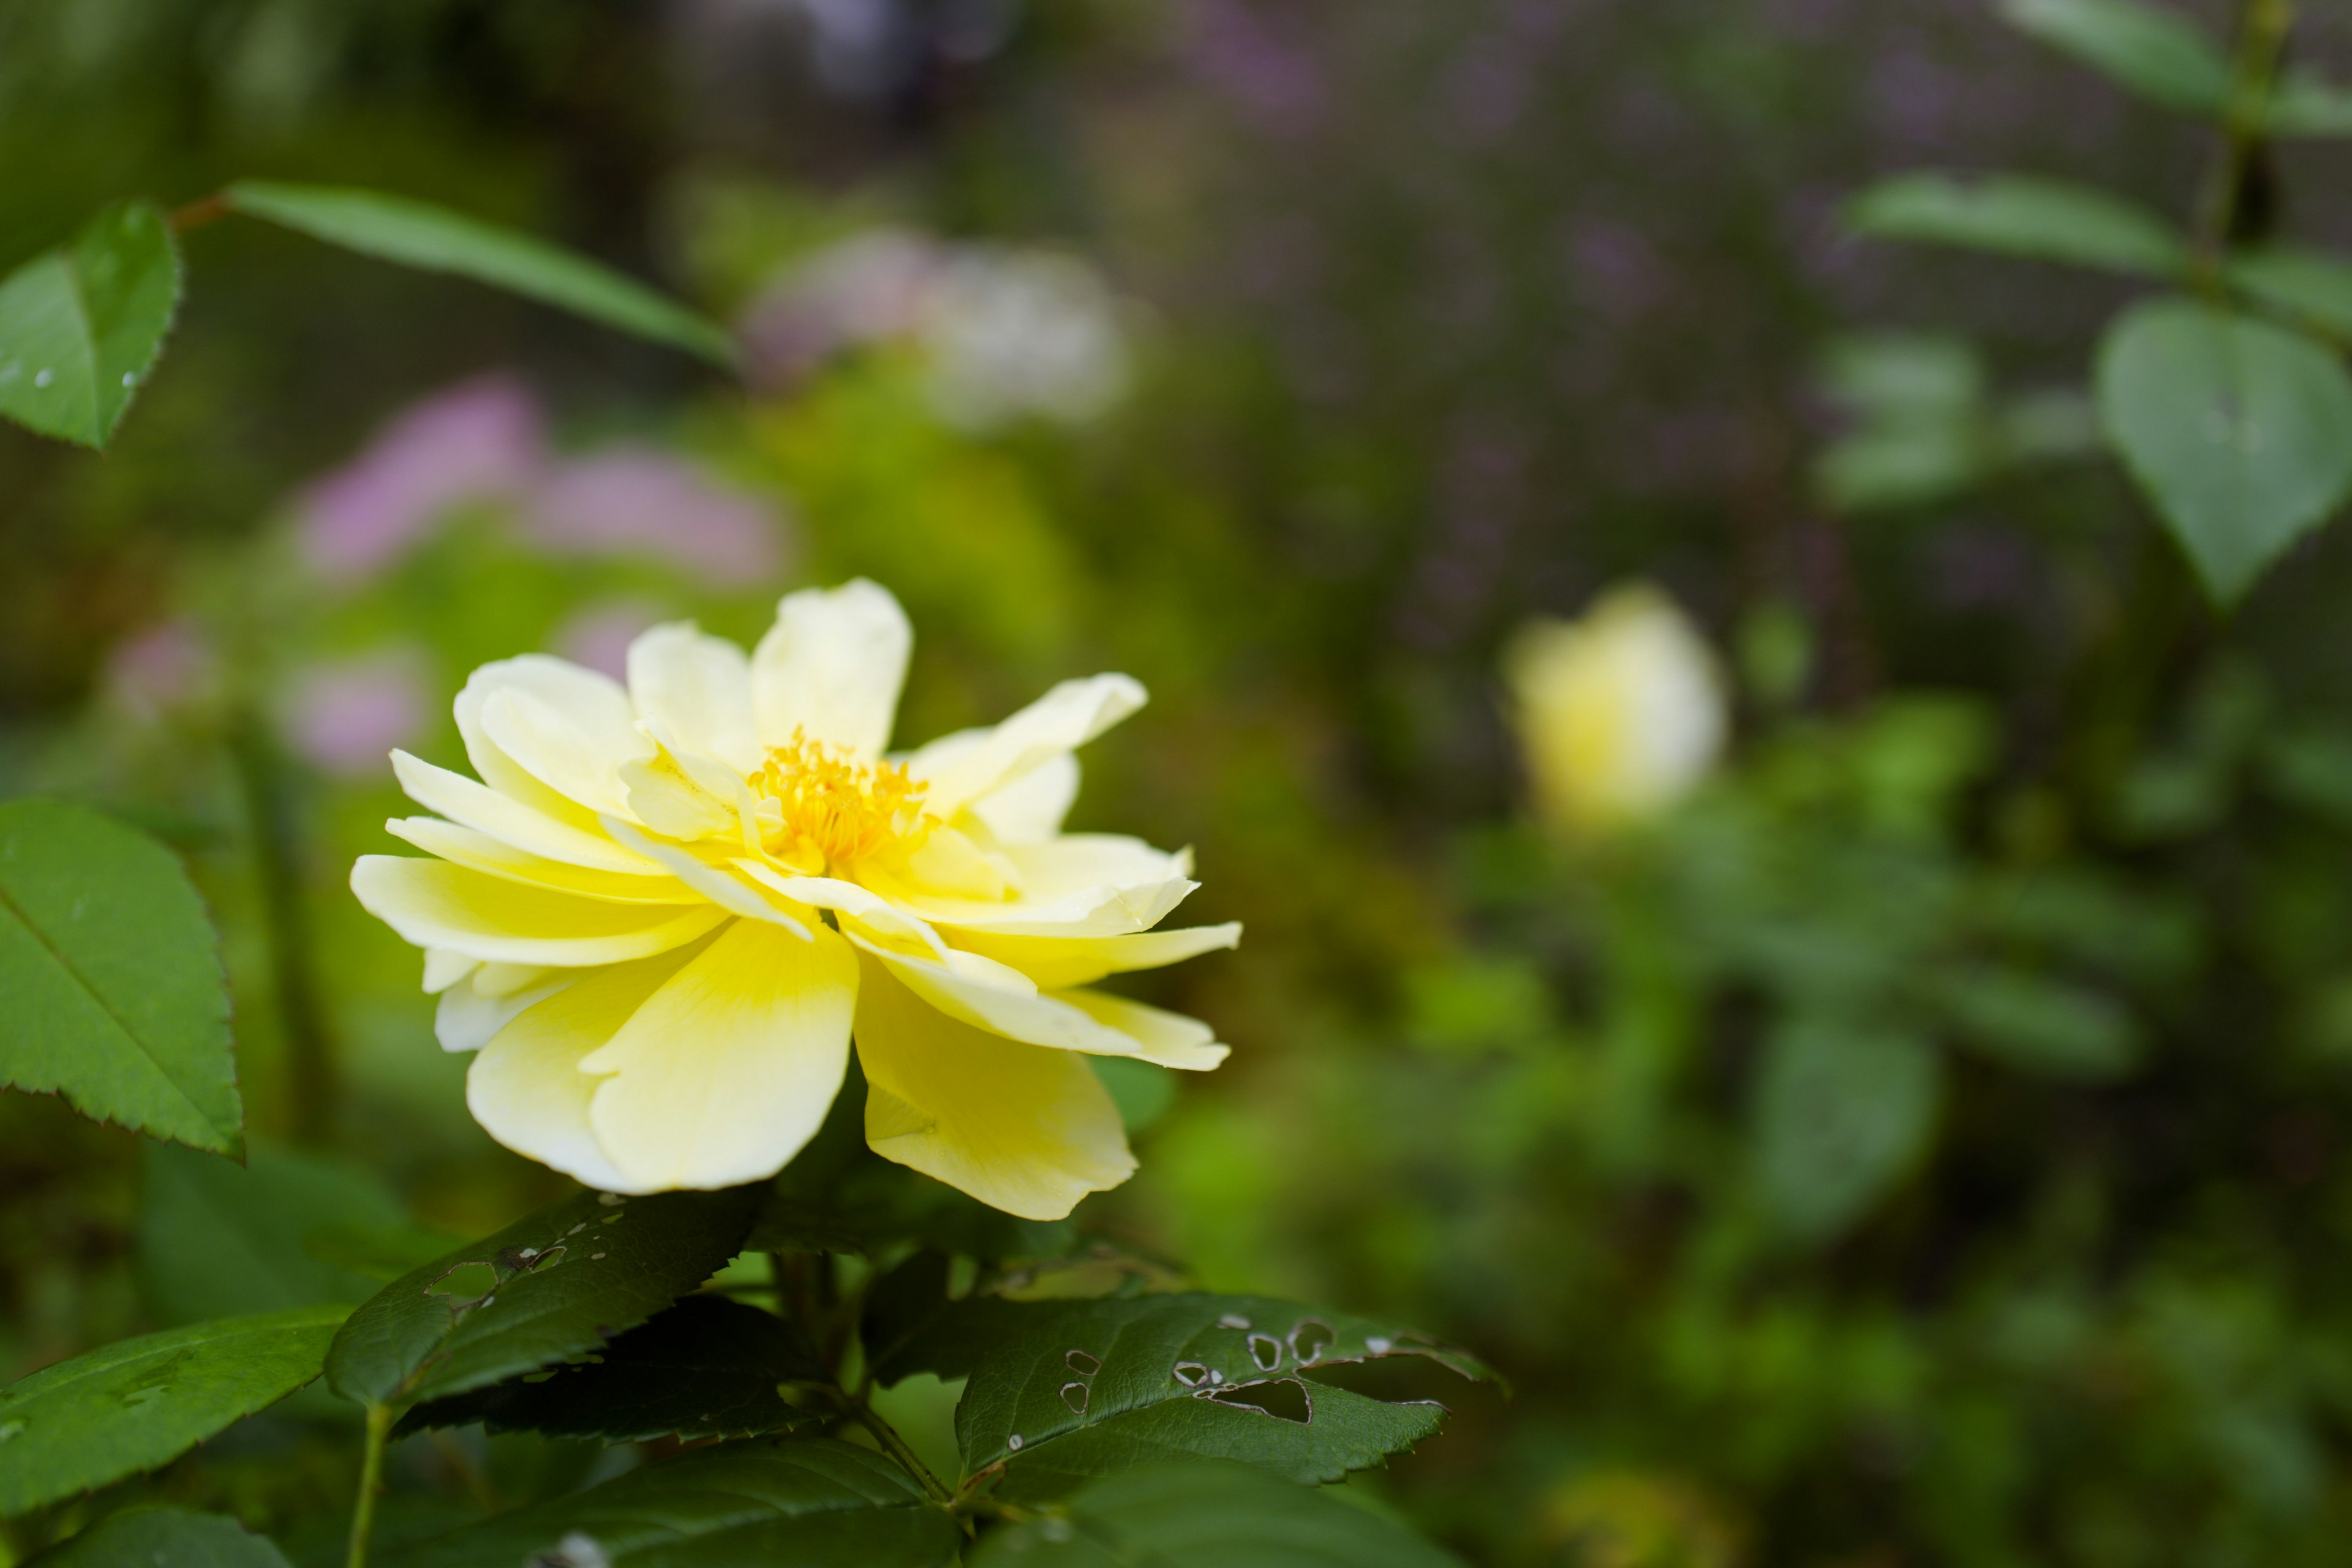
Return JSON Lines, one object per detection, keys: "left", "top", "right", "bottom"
{"left": 751, "top": 731, "right": 932, "bottom": 869}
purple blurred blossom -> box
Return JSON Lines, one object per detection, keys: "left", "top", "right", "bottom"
{"left": 1184, "top": 0, "right": 1326, "bottom": 138}
{"left": 285, "top": 649, "right": 430, "bottom": 776}
{"left": 1441, "top": 35, "right": 1532, "bottom": 142}
{"left": 298, "top": 376, "right": 546, "bottom": 583}
{"left": 525, "top": 450, "right": 788, "bottom": 587}
{"left": 553, "top": 599, "right": 666, "bottom": 681}
{"left": 1566, "top": 217, "right": 1664, "bottom": 318}
{"left": 105, "top": 619, "right": 217, "bottom": 722}
{"left": 739, "top": 228, "right": 944, "bottom": 390}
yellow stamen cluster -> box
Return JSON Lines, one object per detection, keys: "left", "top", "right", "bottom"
{"left": 752, "top": 731, "right": 932, "bottom": 868}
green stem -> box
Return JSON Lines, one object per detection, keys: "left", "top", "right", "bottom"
{"left": 831, "top": 1390, "right": 955, "bottom": 1507}
{"left": 345, "top": 1403, "right": 393, "bottom": 1568}
{"left": 2193, "top": 0, "right": 2294, "bottom": 285}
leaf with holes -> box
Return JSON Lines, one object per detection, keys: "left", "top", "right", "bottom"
{"left": 398, "top": 1294, "right": 829, "bottom": 1444}
{"left": 0, "top": 799, "right": 238, "bottom": 1156}
{"left": 0, "top": 202, "right": 181, "bottom": 448}
{"left": 894, "top": 1289, "right": 1493, "bottom": 1503}
{"left": 221, "top": 183, "right": 735, "bottom": 369}
{"left": 1752, "top": 1016, "right": 1942, "bottom": 1242}
{"left": 325, "top": 1185, "right": 761, "bottom": 1409}
{"left": 968, "top": 1460, "right": 1465, "bottom": 1568}
{"left": 1845, "top": 172, "right": 2186, "bottom": 279}
{"left": 24, "top": 1507, "right": 293, "bottom": 1568}
{"left": 0, "top": 1305, "right": 346, "bottom": 1515}
{"left": 139, "top": 1140, "right": 410, "bottom": 1326}
{"left": 1998, "top": 0, "right": 2230, "bottom": 116}
{"left": 2097, "top": 296, "right": 2352, "bottom": 603}
{"left": 380, "top": 1438, "right": 960, "bottom": 1568}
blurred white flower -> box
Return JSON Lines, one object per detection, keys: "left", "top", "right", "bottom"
{"left": 1504, "top": 584, "right": 1725, "bottom": 835}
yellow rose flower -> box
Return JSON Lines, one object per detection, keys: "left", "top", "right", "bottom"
{"left": 352, "top": 580, "right": 1237, "bottom": 1219}
{"left": 1504, "top": 583, "right": 1725, "bottom": 835}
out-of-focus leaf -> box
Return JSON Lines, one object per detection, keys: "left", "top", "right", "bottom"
{"left": 916, "top": 1291, "right": 1491, "bottom": 1502}
{"left": 1999, "top": 0, "right": 2230, "bottom": 116}
{"left": 325, "top": 1186, "right": 760, "bottom": 1409}
{"left": 0, "top": 799, "right": 238, "bottom": 1156}
{"left": 2095, "top": 297, "right": 2352, "bottom": 603}
{"left": 139, "top": 1140, "right": 409, "bottom": 1325}
{"left": 1818, "top": 424, "right": 1988, "bottom": 513}
{"left": 303, "top": 1222, "right": 472, "bottom": 1283}
{"left": 2263, "top": 726, "right": 2352, "bottom": 827}
{"left": 2228, "top": 247, "right": 2352, "bottom": 339}
{"left": 25, "top": 1508, "right": 293, "bottom": 1567}
{"left": 968, "top": 1460, "right": 1464, "bottom": 1567}
{"left": 398, "top": 1294, "right": 828, "bottom": 1444}
{"left": 1935, "top": 967, "right": 2139, "bottom": 1079}
{"left": 379, "top": 1438, "right": 960, "bottom": 1568}
{"left": 2271, "top": 75, "right": 2352, "bottom": 137}
{"left": 1845, "top": 173, "right": 2187, "bottom": 278}
{"left": 1752, "top": 1018, "right": 1940, "bottom": 1241}
{"left": 1092, "top": 1056, "right": 1177, "bottom": 1132}
{"left": 1822, "top": 333, "right": 1986, "bottom": 420}
{"left": 221, "top": 182, "right": 736, "bottom": 369}
{"left": 1996, "top": 388, "right": 2102, "bottom": 461}
{"left": 0, "top": 201, "right": 181, "bottom": 448}
{"left": 0, "top": 1306, "right": 346, "bottom": 1514}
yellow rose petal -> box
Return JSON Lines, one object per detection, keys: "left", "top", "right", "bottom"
{"left": 351, "top": 856, "right": 725, "bottom": 967}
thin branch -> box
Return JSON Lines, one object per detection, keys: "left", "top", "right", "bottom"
{"left": 2193, "top": 0, "right": 2295, "bottom": 286}
{"left": 829, "top": 1389, "right": 956, "bottom": 1508}
{"left": 345, "top": 1403, "right": 394, "bottom": 1568}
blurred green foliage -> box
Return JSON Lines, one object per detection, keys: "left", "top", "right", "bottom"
{"left": 12, "top": 0, "right": 2352, "bottom": 1564}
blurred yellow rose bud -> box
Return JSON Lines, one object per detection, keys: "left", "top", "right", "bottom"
{"left": 1504, "top": 583, "right": 1726, "bottom": 835}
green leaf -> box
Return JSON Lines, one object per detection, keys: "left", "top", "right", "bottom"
{"left": 324, "top": 1185, "right": 761, "bottom": 1409}
{"left": 24, "top": 1507, "right": 292, "bottom": 1568}
{"left": 1752, "top": 1017, "right": 1941, "bottom": 1241}
{"left": 1999, "top": 0, "right": 2230, "bottom": 116}
{"left": 139, "top": 1140, "right": 409, "bottom": 1326}
{"left": 380, "top": 1438, "right": 960, "bottom": 1568}
{"left": 398, "top": 1295, "right": 828, "bottom": 1445}
{"left": 2228, "top": 247, "right": 2352, "bottom": 339}
{"left": 0, "top": 799, "right": 238, "bottom": 1156}
{"left": 968, "top": 1460, "right": 1464, "bottom": 1568}
{"left": 903, "top": 1289, "right": 1492, "bottom": 1502}
{"left": 2270, "top": 74, "right": 2352, "bottom": 137}
{"left": 1845, "top": 172, "right": 2187, "bottom": 278}
{"left": 221, "top": 183, "right": 736, "bottom": 369}
{"left": 2095, "top": 296, "right": 2352, "bottom": 603}
{"left": 0, "top": 1305, "right": 346, "bottom": 1515}
{"left": 0, "top": 202, "right": 181, "bottom": 448}
{"left": 1935, "top": 967, "right": 2139, "bottom": 1079}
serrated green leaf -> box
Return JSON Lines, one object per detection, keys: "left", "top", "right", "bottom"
{"left": 1752, "top": 1017, "right": 1940, "bottom": 1242}
{"left": 1845, "top": 172, "right": 2187, "bottom": 278}
{"left": 1936, "top": 966, "right": 2139, "bottom": 1079}
{"left": 0, "top": 799, "right": 238, "bottom": 1156}
{"left": 0, "top": 1305, "right": 346, "bottom": 1515}
{"left": 968, "top": 1460, "right": 1464, "bottom": 1568}
{"left": 0, "top": 202, "right": 181, "bottom": 448}
{"left": 24, "top": 1507, "right": 293, "bottom": 1568}
{"left": 2228, "top": 247, "right": 2352, "bottom": 339}
{"left": 324, "top": 1186, "right": 760, "bottom": 1409}
{"left": 2095, "top": 296, "right": 2352, "bottom": 603}
{"left": 921, "top": 1291, "right": 1491, "bottom": 1502}
{"left": 139, "top": 1140, "right": 409, "bottom": 1326}
{"left": 221, "top": 182, "right": 735, "bottom": 369}
{"left": 380, "top": 1438, "right": 960, "bottom": 1568}
{"left": 398, "top": 1295, "right": 828, "bottom": 1445}
{"left": 1999, "top": 0, "right": 2230, "bottom": 116}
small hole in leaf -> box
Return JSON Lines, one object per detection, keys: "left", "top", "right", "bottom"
{"left": 1065, "top": 1349, "right": 1101, "bottom": 1376}
{"left": 428, "top": 1261, "right": 497, "bottom": 1305}
{"left": 1288, "top": 1318, "right": 1335, "bottom": 1362}
{"left": 1060, "top": 1381, "right": 1090, "bottom": 1414}
{"left": 1172, "top": 1362, "right": 1209, "bottom": 1387}
{"left": 1205, "top": 1378, "right": 1313, "bottom": 1422}
{"left": 1248, "top": 1333, "right": 1283, "bottom": 1371}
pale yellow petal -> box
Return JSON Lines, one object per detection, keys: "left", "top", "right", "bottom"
{"left": 393, "top": 751, "right": 668, "bottom": 875}
{"left": 968, "top": 752, "right": 1079, "bottom": 843}
{"left": 627, "top": 621, "right": 760, "bottom": 772}
{"left": 874, "top": 873, "right": 1198, "bottom": 938}
{"left": 896, "top": 824, "right": 1012, "bottom": 899}
{"left": 843, "top": 928, "right": 1205, "bottom": 1066}
{"left": 908, "top": 674, "right": 1144, "bottom": 818}
{"left": 480, "top": 686, "right": 651, "bottom": 819}
{"left": 948, "top": 923, "right": 1243, "bottom": 989}
{"left": 578, "top": 920, "right": 858, "bottom": 1190}
{"left": 421, "top": 948, "right": 478, "bottom": 994}
{"left": 1053, "top": 989, "right": 1229, "bottom": 1071}
{"left": 1005, "top": 834, "right": 1189, "bottom": 898}
{"left": 600, "top": 819, "right": 813, "bottom": 939}
{"left": 751, "top": 579, "right": 911, "bottom": 758}
{"left": 352, "top": 856, "right": 726, "bottom": 967}
{"left": 436, "top": 968, "right": 572, "bottom": 1053}
{"left": 454, "top": 657, "right": 633, "bottom": 827}
{"left": 853, "top": 957, "right": 1134, "bottom": 1221}
{"left": 386, "top": 817, "right": 698, "bottom": 903}
{"left": 469, "top": 950, "right": 704, "bottom": 1193}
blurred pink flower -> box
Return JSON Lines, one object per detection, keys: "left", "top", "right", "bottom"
{"left": 551, "top": 598, "right": 666, "bottom": 681}
{"left": 105, "top": 619, "right": 217, "bottom": 722}
{"left": 524, "top": 449, "right": 788, "bottom": 587}
{"left": 739, "top": 228, "right": 943, "bottom": 390}
{"left": 284, "top": 649, "right": 431, "bottom": 776}
{"left": 298, "top": 375, "right": 546, "bottom": 583}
